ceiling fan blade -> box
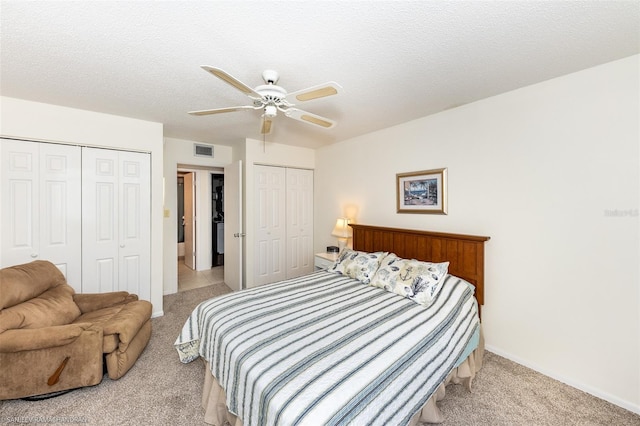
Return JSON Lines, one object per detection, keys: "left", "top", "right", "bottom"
{"left": 188, "top": 105, "right": 256, "bottom": 116}
{"left": 261, "top": 118, "right": 273, "bottom": 135}
{"left": 201, "top": 66, "right": 262, "bottom": 98}
{"left": 286, "top": 82, "right": 341, "bottom": 103}
{"left": 284, "top": 108, "right": 336, "bottom": 129}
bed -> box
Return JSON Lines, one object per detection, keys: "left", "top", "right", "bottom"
{"left": 175, "top": 224, "right": 490, "bottom": 425}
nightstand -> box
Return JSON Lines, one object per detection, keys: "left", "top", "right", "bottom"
{"left": 315, "top": 252, "right": 338, "bottom": 270}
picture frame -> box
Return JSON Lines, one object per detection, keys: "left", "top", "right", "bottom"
{"left": 396, "top": 168, "right": 447, "bottom": 214}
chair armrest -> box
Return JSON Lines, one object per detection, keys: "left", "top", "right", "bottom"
{"left": 0, "top": 323, "right": 102, "bottom": 353}
{"left": 73, "top": 292, "right": 138, "bottom": 314}
{"left": 102, "top": 300, "right": 152, "bottom": 351}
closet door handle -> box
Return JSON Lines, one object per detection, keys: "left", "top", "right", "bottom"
{"left": 30, "top": 253, "right": 38, "bottom": 258}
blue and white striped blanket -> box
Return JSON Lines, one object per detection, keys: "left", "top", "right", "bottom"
{"left": 175, "top": 270, "right": 478, "bottom": 426}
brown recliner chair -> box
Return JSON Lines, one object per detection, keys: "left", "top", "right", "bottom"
{"left": 0, "top": 260, "right": 152, "bottom": 400}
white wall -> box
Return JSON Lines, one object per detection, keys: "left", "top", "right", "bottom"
{"left": 243, "top": 138, "right": 315, "bottom": 288}
{"left": 0, "top": 96, "right": 165, "bottom": 317}
{"left": 314, "top": 56, "right": 639, "bottom": 413}
{"left": 162, "top": 137, "right": 232, "bottom": 295}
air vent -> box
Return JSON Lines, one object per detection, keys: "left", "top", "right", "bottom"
{"left": 194, "top": 143, "right": 214, "bottom": 158}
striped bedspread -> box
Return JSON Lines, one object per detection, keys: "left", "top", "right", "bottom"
{"left": 175, "top": 270, "right": 479, "bottom": 426}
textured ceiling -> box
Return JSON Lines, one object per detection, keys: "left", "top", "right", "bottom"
{"left": 1, "top": 1, "right": 638, "bottom": 149}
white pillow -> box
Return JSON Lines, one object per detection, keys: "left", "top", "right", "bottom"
{"left": 370, "top": 253, "right": 449, "bottom": 307}
{"left": 328, "top": 249, "right": 386, "bottom": 284}
{"left": 407, "top": 270, "right": 449, "bottom": 307}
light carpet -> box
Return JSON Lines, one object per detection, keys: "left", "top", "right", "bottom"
{"left": 1, "top": 283, "right": 638, "bottom": 425}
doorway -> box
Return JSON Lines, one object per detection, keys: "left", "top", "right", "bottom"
{"left": 177, "top": 168, "right": 225, "bottom": 292}
{"left": 211, "top": 173, "right": 224, "bottom": 267}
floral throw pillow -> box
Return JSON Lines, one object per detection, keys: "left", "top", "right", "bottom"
{"left": 370, "top": 253, "right": 449, "bottom": 307}
{"left": 329, "top": 249, "right": 386, "bottom": 284}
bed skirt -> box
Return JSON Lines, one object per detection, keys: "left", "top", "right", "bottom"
{"left": 200, "top": 327, "right": 484, "bottom": 426}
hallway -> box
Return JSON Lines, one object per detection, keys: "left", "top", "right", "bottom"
{"left": 177, "top": 258, "right": 224, "bottom": 291}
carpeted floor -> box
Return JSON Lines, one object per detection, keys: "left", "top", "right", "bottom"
{"left": 1, "top": 283, "right": 638, "bottom": 425}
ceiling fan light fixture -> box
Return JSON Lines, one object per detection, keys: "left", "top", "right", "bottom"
{"left": 264, "top": 105, "right": 277, "bottom": 118}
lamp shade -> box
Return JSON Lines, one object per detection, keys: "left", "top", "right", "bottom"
{"left": 331, "top": 218, "right": 352, "bottom": 238}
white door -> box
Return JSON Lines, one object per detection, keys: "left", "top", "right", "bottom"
{"left": 224, "top": 160, "right": 242, "bottom": 291}
{"left": 254, "top": 165, "right": 286, "bottom": 286}
{"left": 1, "top": 140, "right": 40, "bottom": 268}
{"left": 82, "top": 148, "right": 119, "bottom": 293}
{"left": 183, "top": 172, "right": 196, "bottom": 270}
{"left": 286, "top": 168, "right": 314, "bottom": 279}
{"left": 82, "top": 148, "right": 150, "bottom": 299}
{"left": 118, "top": 152, "right": 151, "bottom": 300}
{"left": 0, "top": 139, "right": 82, "bottom": 289}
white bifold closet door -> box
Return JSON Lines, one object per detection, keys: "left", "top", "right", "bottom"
{"left": 0, "top": 139, "right": 82, "bottom": 291}
{"left": 254, "top": 165, "right": 313, "bottom": 286}
{"left": 82, "top": 147, "right": 151, "bottom": 300}
{"left": 285, "top": 167, "right": 314, "bottom": 279}
{"left": 254, "top": 165, "right": 287, "bottom": 286}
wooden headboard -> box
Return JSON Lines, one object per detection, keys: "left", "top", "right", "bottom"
{"left": 350, "top": 224, "right": 490, "bottom": 312}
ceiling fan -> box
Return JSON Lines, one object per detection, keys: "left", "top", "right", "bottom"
{"left": 188, "top": 66, "right": 341, "bottom": 134}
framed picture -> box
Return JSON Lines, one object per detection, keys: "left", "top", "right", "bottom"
{"left": 396, "top": 168, "right": 447, "bottom": 214}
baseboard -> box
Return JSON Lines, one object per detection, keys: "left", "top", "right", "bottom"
{"left": 485, "top": 344, "right": 640, "bottom": 415}
{"left": 151, "top": 309, "right": 164, "bottom": 318}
